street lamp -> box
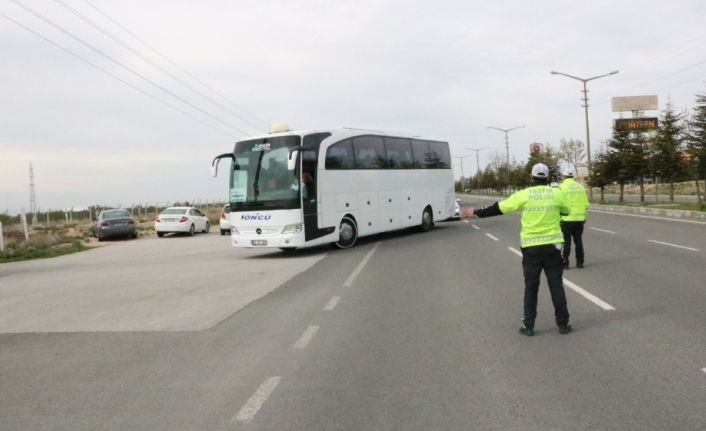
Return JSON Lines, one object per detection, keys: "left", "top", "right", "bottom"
{"left": 550, "top": 69, "right": 619, "bottom": 200}
{"left": 465, "top": 146, "right": 488, "bottom": 176}
{"left": 454, "top": 154, "right": 473, "bottom": 189}
{"left": 487, "top": 125, "right": 525, "bottom": 168}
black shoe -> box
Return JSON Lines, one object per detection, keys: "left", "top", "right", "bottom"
{"left": 576, "top": 262, "right": 584, "bottom": 268}
{"left": 558, "top": 325, "right": 572, "bottom": 335}
{"left": 563, "top": 262, "right": 570, "bottom": 270}
{"left": 519, "top": 327, "right": 534, "bottom": 336}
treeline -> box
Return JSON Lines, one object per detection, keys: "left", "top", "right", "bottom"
{"left": 461, "top": 88, "right": 706, "bottom": 206}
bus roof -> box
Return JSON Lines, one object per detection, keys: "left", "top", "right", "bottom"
{"left": 235, "top": 126, "right": 446, "bottom": 144}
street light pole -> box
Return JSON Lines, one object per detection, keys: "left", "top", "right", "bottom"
{"left": 487, "top": 126, "right": 525, "bottom": 168}
{"left": 550, "top": 69, "right": 619, "bottom": 200}
{"left": 454, "top": 155, "right": 473, "bottom": 189}
{"left": 465, "top": 147, "right": 488, "bottom": 176}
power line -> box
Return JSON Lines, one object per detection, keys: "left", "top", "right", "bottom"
{"left": 82, "top": 0, "right": 269, "bottom": 131}
{"left": 9, "top": 0, "right": 251, "bottom": 136}
{"left": 54, "top": 0, "right": 263, "bottom": 133}
{"left": 0, "top": 11, "right": 234, "bottom": 137}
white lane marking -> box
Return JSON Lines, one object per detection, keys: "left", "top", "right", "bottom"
{"left": 702, "top": 367, "right": 706, "bottom": 374}
{"left": 563, "top": 278, "right": 616, "bottom": 311}
{"left": 463, "top": 219, "right": 469, "bottom": 224}
{"left": 232, "top": 376, "right": 282, "bottom": 423}
{"left": 472, "top": 224, "right": 480, "bottom": 230}
{"left": 648, "top": 239, "right": 699, "bottom": 252}
{"left": 485, "top": 233, "right": 499, "bottom": 241}
{"left": 507, "top": 247, "right": 523, "bottom": 257}
{"left": 343, "top": 242, "right": 381, "bottom": 287}
{"left": 323, "top": 296, "right": 341, "bottom": 311}
{"left": 293, "top": 325, "right": 319, "bottom": 349}
{"left": 590, "top": 227, "right": 616, "bottom": 234}
{"left": 591, "top": 209, "right": 706, "bottom": 225}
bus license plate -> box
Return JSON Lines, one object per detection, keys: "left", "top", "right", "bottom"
{"left": 251, "top": 240, "right": 267, "bottom": 246}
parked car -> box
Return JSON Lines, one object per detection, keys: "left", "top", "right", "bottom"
{"left": 154, "top": 207, "right": 210, "bottom": 237}
{"left": 219, "top": 204, "right": 231, "bottom": 235}
{"left": 454, "top": 199, "right": 461, "bottom": 219}
{"left": 93, "top": 209, "right": 137, "bottom": 241}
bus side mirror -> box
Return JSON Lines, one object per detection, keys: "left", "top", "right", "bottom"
{"left": 211, "top": 152, "right": 234, "bottom": 177}
{"left": 287, "top": 150, "right": 299, "bottom": 171}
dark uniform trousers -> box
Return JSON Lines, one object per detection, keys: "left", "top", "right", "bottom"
{"left": 521, "top": 244, "right": 570, "bottom": 328}
{"left": 561, "top": 221, "right": 585, "bottom": 265}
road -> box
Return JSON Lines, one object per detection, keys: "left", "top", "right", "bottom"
{"left": 1, "top": 201, "right": 705, "bottom": 430}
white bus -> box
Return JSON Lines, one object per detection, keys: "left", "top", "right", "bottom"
{"left": 211, "top": 125, "right": 456, "bottom": 250}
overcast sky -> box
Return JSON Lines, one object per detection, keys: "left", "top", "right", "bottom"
{"left": 2, "top": 0, "right": 706, "bottom": 214}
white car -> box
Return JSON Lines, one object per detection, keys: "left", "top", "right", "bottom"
{"left": 155, "top": 207, "right": 210, "bottom": 237}
{"left": 454, "top": 199, "right": 461, "bottom": 219}
{"left": 219, "top": 204, "right": 231, "bottom": 235}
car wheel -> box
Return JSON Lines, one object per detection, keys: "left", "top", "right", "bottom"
{"left": 204, "top": 222, "right": 210, "bottom": 233}
{"left": 420, "top": 207, "right": 434, "bottom": 232}
{"left": 189, "top": 224, "right": 195, "bottom": 236}
{"left": 335, "top": 216, "right": 358, "bottom": 249}
{"left": 220, "top": 229, "right": 225, "bottom": 236}
{"left": 157, "top": 232, "right": 164, "bottom": 237}
{"left": 97, "top": 233, "right": 103, "bottom": 242}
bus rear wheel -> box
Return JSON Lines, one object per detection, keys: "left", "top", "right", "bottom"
{"left": 335, "top": 216, "right": 358, "bottom": 249}
{"left": 420, "top": 207, "right": 434, "bottom": 232}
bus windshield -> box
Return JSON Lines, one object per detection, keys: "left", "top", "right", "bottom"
{"left": 230, "top": 135, "right": 301, "bottom": 210}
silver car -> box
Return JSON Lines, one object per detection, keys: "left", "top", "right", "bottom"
{"left": 93, "top": 209, "right": 137, "bottom": 241}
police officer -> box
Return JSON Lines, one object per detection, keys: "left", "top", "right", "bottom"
{"left": 462, "top": 163, "right": 572, "bottom": 336}
{"left": 559, "top": 168, "right": 589, "bottom": 269}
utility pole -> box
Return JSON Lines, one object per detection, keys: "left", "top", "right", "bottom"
{"left": 29, "top": 162, "right": 38, "bottom": 226}
{"left": 454, "top": 155, "right": 473, "bottom": 190}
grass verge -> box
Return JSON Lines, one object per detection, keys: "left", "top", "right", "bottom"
{"left": 0, "top": 240, "right": 87, "bottom": 264}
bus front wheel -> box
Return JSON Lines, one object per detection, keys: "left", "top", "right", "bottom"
{"left": 335, "top": 216, "right": 358, "bottom": 249}
{"left": 420, "top": 207, "right": 434, "bottom": 232}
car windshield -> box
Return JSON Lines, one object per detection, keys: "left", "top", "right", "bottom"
{"left": 229, "top": 135, "right": 301, "bottom": 211}
{"left": 161, "top": 208, "right": 187, "bottom": 215}
{"left": 102, "top": 210, "right": 131, "bottom": 219}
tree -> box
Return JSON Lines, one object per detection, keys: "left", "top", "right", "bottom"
{"left": 651, "top": 102, "right": 687, "bottom": 202}
{"left": 558, "top": 138, "right": 586, "bottom": 177}
{"left": 687, "top": 89, "right": 706, "bottom": 206}
{"left": 605, "top": 126, "right": 634, "bottom": 202}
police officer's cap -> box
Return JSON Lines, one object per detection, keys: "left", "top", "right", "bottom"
{"left": 562, "top": 168, "right": 574, "bottom": 177}
{"left": 531, "top": 163, "right": 549, "bottom": 178}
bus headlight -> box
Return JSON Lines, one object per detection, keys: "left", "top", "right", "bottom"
{"left": 282, "top": 223, "right": 302, "bottom": 234}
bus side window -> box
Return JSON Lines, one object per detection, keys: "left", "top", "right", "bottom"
{"left": 325, "top": 139, "right": 354, "bottom": 169}
{"left": 353, "top": 136, "right": 385, "bottom": 169}
{"left": 411, "top": 139, "right": 430, "bottom": 168}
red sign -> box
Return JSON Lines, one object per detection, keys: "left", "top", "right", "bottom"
{"left": 530, "top": 143, "right": 543, "bottom": 153}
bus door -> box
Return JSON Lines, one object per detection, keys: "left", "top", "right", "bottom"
{"left": 302, "top": 133, "right": 330, "bottom": 241}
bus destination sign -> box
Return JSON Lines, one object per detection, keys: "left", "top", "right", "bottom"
{"left": 614, "top": 117, "right": 658, "bottom": 131}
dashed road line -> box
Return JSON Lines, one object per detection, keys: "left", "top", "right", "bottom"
{"left": 323, "top": 296, "right": 341, "bottom": 311}
{"left": 702, "top": 367, "right": 706, "bottom": 374}
{"left": 485, "top": 233, "right": 499, "bottom": 241}
{"left": 343, "top": 242, "right": 381, "bottom": 287}
{"left": 472, "top": 224, "right": 480, "bottom": 230}
{"left": 648, "top": 239, "right": 699, "bottom": 252}
{"left": 232, "top": 376, "right": 282, "bottom": 423}
{"left": 463, "top": 219, "right": 470, "bottom": 224}
{"left": 590, "top": 227, "right": 616, "bottom": 234}
{"left": 508, "top": 247, "right": 522, "bottom": 257}
{"left": 293, "top": 325, "right": 319, "bottom": 349}
{"left": 563, "top": 278, "right": 615, "bottom": 311}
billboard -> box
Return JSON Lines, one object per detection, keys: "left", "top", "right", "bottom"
{"left": 529, "top": 143, "right": 543, "bottom": 153}
{"left": 611, "top": 95, "right": 658, "bottom": 112}
{"left": 614, "top": 117, "right": 658, "bottom": 131}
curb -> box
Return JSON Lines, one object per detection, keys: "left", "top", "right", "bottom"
{"left": 590, "top": 204, "right": 706, "bottom": 222}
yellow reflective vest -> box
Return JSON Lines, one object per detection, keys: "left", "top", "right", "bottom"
{"left": 559, "top": 178, "right": 589, "bottom": 222}
{"left": 499, "top": 185, "right": 570, "bottom": 248}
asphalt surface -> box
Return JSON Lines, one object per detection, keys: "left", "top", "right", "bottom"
{"left": 1, "top": 201, "right": 705, "bottom": 430}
